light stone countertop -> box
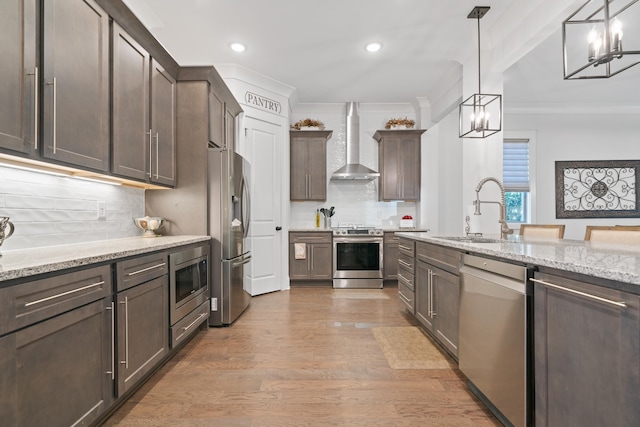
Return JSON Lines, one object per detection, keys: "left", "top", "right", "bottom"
{"left": 396, "top": 232, "right": 640, "bottom": 288}
{"left": 0, "top": 235, "right": 211, "bottom": 283}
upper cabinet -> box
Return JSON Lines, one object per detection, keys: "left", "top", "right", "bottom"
{"left": 290, "top": 130, "right": 332, "bottom": 201}
{"left": 149, "top": 59, "right": 176, "bottom": 186}
{"left": 111, "top": 22, "right": 150, "bottom": 181}
{"left": 0, "top": 0, "right": 38, "bottom": 156}
{"left": 374, "top": 130, "right": 425, "bottom": 201}
{"left": 42, "top": 0, "right": 110, "bottom": 171}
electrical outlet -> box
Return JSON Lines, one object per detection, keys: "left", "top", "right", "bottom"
{"left": 97, "top": 201, "right": 106, "bottom": 219}
{"left": 211, "top": 298, "right": 218, "bottom": 311}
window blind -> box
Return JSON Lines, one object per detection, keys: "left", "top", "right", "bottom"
{"left": 503, "top": 139, "right": 530, "bottom": 192}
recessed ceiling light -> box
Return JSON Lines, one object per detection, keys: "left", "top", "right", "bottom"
{"left": 230, "top": 42, "right": 246, "bottom": 53}
{"left": 365, "top": 42, "right": 382, "bottom": 53}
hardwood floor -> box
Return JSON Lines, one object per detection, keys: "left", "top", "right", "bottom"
{"left": 102, "top": 287, "right": 500, "bottom": 426}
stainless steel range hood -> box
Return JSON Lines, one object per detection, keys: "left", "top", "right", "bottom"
{"left": 330, "top": 102, "right": 380, "bottom": 181}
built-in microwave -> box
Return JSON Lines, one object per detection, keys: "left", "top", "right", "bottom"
{"left": 169, "top": 244, "right": 209, "bottom": 326}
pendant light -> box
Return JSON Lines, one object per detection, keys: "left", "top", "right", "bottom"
{"left": 563, "top": 0, "right": 640, "bottom": 79}
{"left": 459, "top": 6, "right": 502, "bottom": 139}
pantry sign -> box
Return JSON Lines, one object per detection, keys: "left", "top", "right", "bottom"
{"left": 245, "top": 92, "right": 281, "bottom": 114}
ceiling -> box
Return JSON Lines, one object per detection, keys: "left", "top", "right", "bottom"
{"left": 124, "top": 0, "right": 639, "bottom": 108}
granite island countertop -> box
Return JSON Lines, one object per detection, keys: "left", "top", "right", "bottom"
{"left": 396, "top": 232, "right": 640, "bottom": 288}
{"left": 0, "top": 235, "right": 211, "bottom": 283}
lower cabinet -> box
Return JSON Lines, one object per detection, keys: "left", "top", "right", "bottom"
{"left": 116, "top": 276, "right": 169, "bottom": 396}
{"left": 383, "top": 232, "right": 399, "bottom": 281}
{"left": 397, "top": 238, "right": 416, "bottom": 313}
{"left": 533, "top": 270, "right": 640, "bottom": 427}
{"left": 289, "top": 232, "right": 333, "bottom": 282}
{"left": 0, "top": 298, "right": 113, "bottom": 427}
{"left": 414, "top": 242, "right": 461, "bottom": 358}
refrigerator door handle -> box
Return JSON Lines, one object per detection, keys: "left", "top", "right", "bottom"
{"left": 232, "top": 254, "right": 252, "bottom": 267}
{"left": 241, "top": 174, "right": 251, "bottom": 238}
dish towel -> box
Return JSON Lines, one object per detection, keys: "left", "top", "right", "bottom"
{"left": 294, "top": 243, "right": 306, "bottom": 259}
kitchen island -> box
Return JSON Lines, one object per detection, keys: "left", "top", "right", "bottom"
{"left": 396, "top": 231, "right": 640, "bottom": 427}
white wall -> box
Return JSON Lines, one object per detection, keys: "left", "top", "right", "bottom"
{"left": 0, "top": 165, "right": 144, "bottom": 251}
{"left": 289, "top": 103, "right": 418, "bottom": 229}
{"left": 505, "top": 112, "right": 640, "bottom": 240}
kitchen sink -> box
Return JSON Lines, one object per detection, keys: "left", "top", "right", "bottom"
{"left": 434, "top": 236, "right": 504, "bottom": 244}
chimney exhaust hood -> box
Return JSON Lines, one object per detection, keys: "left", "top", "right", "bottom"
{"left": 330, "top": 102, "right": 380, "bottom": 181}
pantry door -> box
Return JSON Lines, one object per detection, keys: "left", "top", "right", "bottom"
{"left": 240, "top": 115, "right": 284, "bottom": 296}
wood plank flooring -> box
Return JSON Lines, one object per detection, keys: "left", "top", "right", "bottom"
{"left": 102, "top": 287, "right": 500, "bottom": 426}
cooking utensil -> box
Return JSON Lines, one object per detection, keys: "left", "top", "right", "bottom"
{"left": 329, "top": 207, "right": 335, "bottom": 217}
{"left": 0, "top": 217, "right": 15, "bottom": 256}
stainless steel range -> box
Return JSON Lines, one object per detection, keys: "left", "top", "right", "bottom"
{"left": 332, "top": 227, "right": 383, "bottom": 289}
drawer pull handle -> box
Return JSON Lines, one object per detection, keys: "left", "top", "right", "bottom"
{"left": 127, "top": 262, "right": 166, "bottom": 276}
{"left": 398, "top": 245, "right": 412, "bottom": 252}
{"left": 398, "top": 259, "right": 412, "bottom": 268}
{"left": 24, "top": 281, "right": 105, "bottom": 307}
{"left": 398, "top": 292, "right": 411, "bottom": 304}
{"left": 176, "top": 312, "right": 208, "bottom": 342}
{"left": 531, "top": 278, "right": 627, "bottom": 308}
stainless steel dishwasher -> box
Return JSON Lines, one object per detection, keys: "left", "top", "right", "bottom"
{"left": 459, "top": 254, "right": 533, "bottom": 427}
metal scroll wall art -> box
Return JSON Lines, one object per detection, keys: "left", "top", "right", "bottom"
{"left": 555, "top": 160, "right": 640, "bottom": 218}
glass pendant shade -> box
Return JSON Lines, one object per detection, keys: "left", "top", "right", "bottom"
{"left": 563, "top": 0, "right": 640, "bottom": 79}
{"left": 459, "top": 6, "right": 503, "bottom": 139}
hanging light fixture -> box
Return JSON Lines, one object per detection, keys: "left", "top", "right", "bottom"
{"left": 459, "top": 6, "right": 502, "bottom": 139}
{"left": 563, "top": 0, "right": 640, "bottom": 79}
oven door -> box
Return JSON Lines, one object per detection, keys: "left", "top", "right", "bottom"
{"left": 333, "top": 236, "right": 383, "bottom": 279}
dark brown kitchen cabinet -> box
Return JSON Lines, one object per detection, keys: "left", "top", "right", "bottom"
{"left": 149, "top": 59, "right": 176, "bottom": 186}
{"left": 289, "top": 232, "right": 333, "bottom": 282}
{"left": 42, "top": 0, "right": 110, "bottom": 171}
{"left": 0, "top": 0, "right": 38, "bottom": 156}
{"left": 533, "top": 270, "right": 640, "bottom": 427}
{"left": 374, "top": 130, "right": 425, "bottom": 201}
{"left": 116, "top": 253, "right": 169, "bottom": 396}
{"left": 209, "top": 87, "right": 225, "bottom": 147}
{"left": 111, "top": 22, "right": 150, "bottom": 181}
{"left": 0, "top": 265, "right": 114, "bottom": 427}
{"left": 383, "top": 232, "right": 400, "bottom": 281}
{"left": 290, "top": 130, "right": 332, "bottom": 201}
{"left": 414, "top": 242, "right": 460, "bottom": 358}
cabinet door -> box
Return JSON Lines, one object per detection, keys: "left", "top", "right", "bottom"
{"left": 112, "top": 22, "right": 150, "bottom": 181}
{"left": 0, "top": 0, "right": 37, "bottom": 155}
{"left": 208, "top": 87, "right": 224, "bottom": 147}
{"left": 42, "top": 0, "right": 110, "bottom": 171}
{"left": 384, "top": 242, "right": 399, "bottom": 280}
{"left": 415, "top": 261, "right": 434, "bottom": 331}
{"left": 289, "top": 243, "right": 311, "bottom": 280}
{"left": 290, "top": 136, "right": 310, "bottom": 200}
{"left": 399, "top": 137, "right": 421, "bottom": 200}
{"left": 309, "top": 243, "right": 332, "bottom": 280}
{"left": 150, "top": 59, "right": 176, "bottom": 186}
{"left": 379, "top": 138, "right": 401, "bottom": 200}
{"left": 432, "top": 266, "right": 459, "bottom": 357}
{"left": 225, "top": 108, "right": 236, "bottom": 153}
{"left": 117, "top": 276, "right": 169, "bottom": 396}
{"left": 1, "top": 299, "right": 113, "bottom": 427}
{"left": 534, "top": 274, "right": 640, "bottom": 427}
{"left": 307, "top": 137, "right": 327, "bottom": 200}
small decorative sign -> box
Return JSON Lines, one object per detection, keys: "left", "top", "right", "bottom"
{"left": 555, "top": 160, "right": 640, "bottom": 218}
{"left": 244, "top": 91, "right": 281, "bottom": 114}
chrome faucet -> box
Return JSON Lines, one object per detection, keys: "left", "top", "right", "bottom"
{"left": 473, "top": 177, "right": 513, "bottom": 240}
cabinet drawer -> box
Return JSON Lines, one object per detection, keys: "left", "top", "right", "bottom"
{"left": 416, "top": 242, "right": 460, "bottom": 274}
{"left": 398, "top": 269, "right": 414, "bottom": 291}
{"left": 289, "top": 232, "right": 332, "bottom": 244}
{"left": 0, "top": 265, "right": 111, "bottom": 336}
{"left": 398, "top": 252, "right": 415, "bottom": 275}
{"left": 398, "top": 282, "right": 415, "bottom": 314}
{"left": 171, "top": 300, "right": 209, "bottom": 348}
{"left": 384, "top": 232, "right": 400, "bottom": 244}
{"left": 398, "top": 238, "right": 415, "bottom": 257}
{"left": 116, "top": 251, "right": 168, "bottom": 291}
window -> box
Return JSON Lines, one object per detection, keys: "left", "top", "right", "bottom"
{"left": 503, "top": 139, "right": 530, "bottom": 223}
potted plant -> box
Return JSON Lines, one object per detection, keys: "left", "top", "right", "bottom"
{"left": 384, "top": 117, "right": 415, "bottom": 130}
{"left": 291, "top": 118, "right": 325, "bottom": 130}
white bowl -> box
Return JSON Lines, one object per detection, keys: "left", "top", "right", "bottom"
{"left": 133, "top": 216, "right": 165, "bottom": 237}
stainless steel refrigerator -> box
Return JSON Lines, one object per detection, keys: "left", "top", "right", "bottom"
{"left": 208, "top": 148, "right": 252, "bottom": 326}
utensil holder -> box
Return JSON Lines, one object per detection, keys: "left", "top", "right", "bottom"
{"left": 324, "top": 217, "right": 332, "bottom": 229}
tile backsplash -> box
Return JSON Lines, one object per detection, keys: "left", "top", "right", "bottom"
{"left": 0, "top": 166, "right": 144, "bottom": 251}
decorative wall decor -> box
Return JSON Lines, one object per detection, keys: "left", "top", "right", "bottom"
{"left": 555, "top": 160, "right": 640, "bottom": 218}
